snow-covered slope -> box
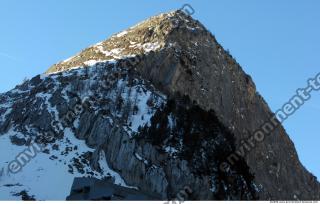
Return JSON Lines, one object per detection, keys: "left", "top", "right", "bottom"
{"left": 0, "top": 61, "right": 165, "bottom": 200}
{"left": 0, "top": 127, "right": 131, "bottom": 200}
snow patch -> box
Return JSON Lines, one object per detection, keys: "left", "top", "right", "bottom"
{"left": 115, "top": 30, "right": 128, "bottom": 38}
{"left": 84, "top": 60, "right": 99, "bottom": 66}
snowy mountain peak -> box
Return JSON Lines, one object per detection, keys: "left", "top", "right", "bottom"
{"left": 1, "top": 10, "right": 319, "bottom": 201}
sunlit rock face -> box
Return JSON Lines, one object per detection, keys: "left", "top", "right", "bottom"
{"left": 0, "top": 10, "right": 319, "bottom": 200}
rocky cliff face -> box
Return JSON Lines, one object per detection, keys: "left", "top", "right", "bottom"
{"left": 0, "top": 10, "right": 319, "bottom": 200}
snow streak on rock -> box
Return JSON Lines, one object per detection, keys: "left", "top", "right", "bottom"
{"left": 0, "top": 59, "right": 164, "bottom": 200}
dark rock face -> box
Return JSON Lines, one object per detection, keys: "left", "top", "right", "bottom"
{"left": 0, "top": 10, "right": 319, "bottom": 200}
{"left": 135, "top": 96, "right": 258, "bottom": 200}
{"left": 130, "top": 12, "right": 320, "bottom": 200}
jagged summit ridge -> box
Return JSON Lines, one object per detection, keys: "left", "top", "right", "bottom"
{"left": 46, "top": 10, "right": 207, "bottom": 74}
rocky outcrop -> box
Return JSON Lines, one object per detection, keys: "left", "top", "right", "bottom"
{"left": 130, "top": 11, "right": 320, "bottom": 200}
{"left": 46, "top": 10, "right": 319, "bottom": 200}
{"left": 0, "top": 57, "right": 258, "bottom": 200}
{"left": 0, "top": 10, "right": 319, "bottom": 200}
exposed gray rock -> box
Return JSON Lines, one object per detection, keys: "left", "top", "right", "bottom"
{"left": 0, "top": 10, "right": 318, "bottom": 201}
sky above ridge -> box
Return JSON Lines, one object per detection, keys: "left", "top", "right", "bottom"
{"left": 0, "top": 0, "right": 319, "bottom": 179}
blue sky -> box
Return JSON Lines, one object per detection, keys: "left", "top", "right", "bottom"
{"left": 0, "top": 0, "right": 319, "bottom": 179}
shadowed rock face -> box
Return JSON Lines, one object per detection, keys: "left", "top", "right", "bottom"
{"left": 133, "top": 12, "right": 320, "bottom": 200}
{"left": 0, "top": 60, "right": 257, "bottom": 200}
{"left": 1, "top": 10, "right": 319, "bottom": 200}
